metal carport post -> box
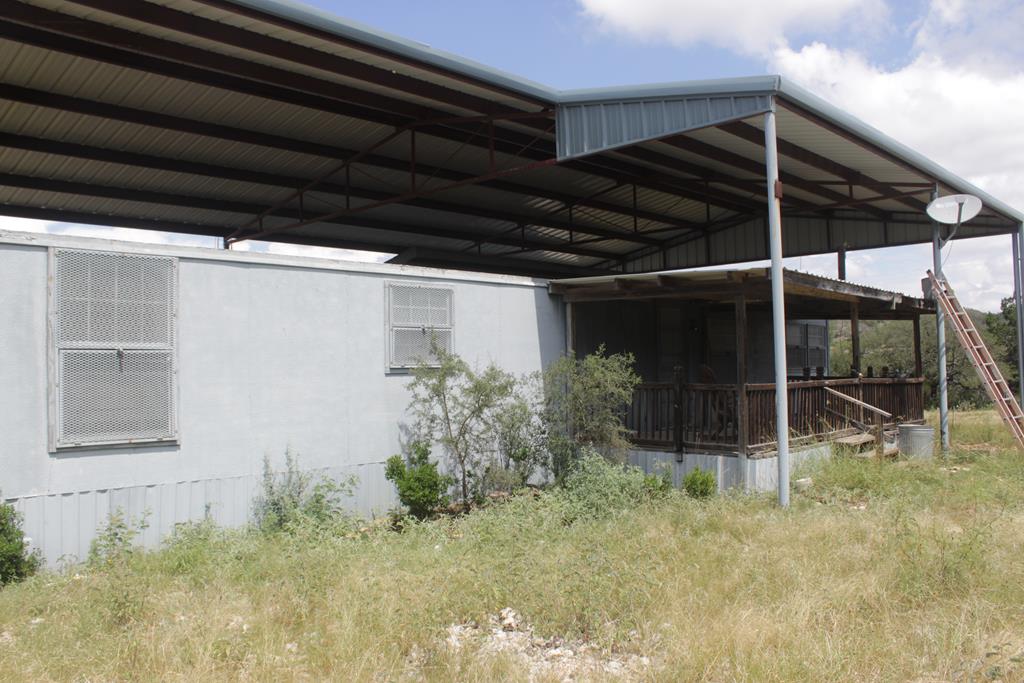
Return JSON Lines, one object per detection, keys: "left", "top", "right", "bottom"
{"left": 1016, "top": 223, "right": 1024, "bottom": 406}
{"left": 764, "top": 103, "right": 791, "bottom": 507}
{"left": 932, "top": 187, "right": 950, "bottom": 453}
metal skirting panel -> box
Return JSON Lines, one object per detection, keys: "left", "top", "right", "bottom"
{"left": 8, "top": 462, "right": 396, "bottom": 566}
{"left": 628, "top": 441, "right": 831, "bottom": 493}
{"left": 557, "top": 94, "right": 771, "bottom": 160}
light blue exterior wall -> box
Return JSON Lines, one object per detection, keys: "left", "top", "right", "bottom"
{"left": 0, "top": 233, "right": 565, "bottom": 564}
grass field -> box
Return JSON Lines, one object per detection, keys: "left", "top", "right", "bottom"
{"left": 1, "top": 410, "right": 1022, "bottom": 682}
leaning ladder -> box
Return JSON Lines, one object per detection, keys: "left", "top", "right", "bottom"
{"left": 927, "top": 270, "right": 1024, "bottom": 450}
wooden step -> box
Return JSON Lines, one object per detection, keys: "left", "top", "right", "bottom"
{"left": 835, "top": 432, "right": 876, "bottom": 447}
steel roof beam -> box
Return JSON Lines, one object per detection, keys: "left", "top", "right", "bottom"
{"left": 60, "top": 0, "right": 535, "bottom": 118}
{"left": 0, "top": 172, "right": 624, "bottom": 260}
{"left": 0, "top": 12, "right": 556, "bottom": 160}
{"left": 387, "top": 247, "right": 612, "bottom": 277}
{"left": 0, "top": 4, "right": 557, "bottom": 133}
{"left": 191, "top": 0, "right": 552, "bottom": 108}
{"left": 0, "top": 96, "right": 706, "bottom": 240}
{"left": 0, "top": 8, "right": 772, "bottom": 218}
{"left": 0, "top": 132, "right": 670, "bottom": 246}
{"left": 657, "top": 133, "right": 889, "bottom": 218}
{"left": 1, "top": 202, "right": 607, "bottom": 277}
{"left": 717, "top": 120, "right": 928, "bottom": 212}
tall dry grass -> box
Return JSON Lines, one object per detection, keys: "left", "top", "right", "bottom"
{"left": 1, "top": 410, "right": 1022, "bottom": 681}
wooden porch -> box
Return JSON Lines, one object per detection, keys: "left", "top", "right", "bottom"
{"left": 553, "top": 266, "right": 936, "bottom": 457}
{"left": 625, "top": 376, "right": 925, "bottom": 454}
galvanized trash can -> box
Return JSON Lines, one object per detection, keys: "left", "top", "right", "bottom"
{"left": 898, "top": 424, "right": 935, "bottom": 458}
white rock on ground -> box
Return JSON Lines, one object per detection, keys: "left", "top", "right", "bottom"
{"left": 443, "top": 608, "right": 651, "bottom": 681}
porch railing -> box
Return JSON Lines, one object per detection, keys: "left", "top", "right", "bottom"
{"left": 625, "top": 377, "right": 925, "bottom": 453}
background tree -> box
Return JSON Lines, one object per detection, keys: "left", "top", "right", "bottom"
{"left": 986, "top": 297, "right": 1019, "bottom": 389}
{"left": 830, "top": 309, "right": 1003, "bottom": 409}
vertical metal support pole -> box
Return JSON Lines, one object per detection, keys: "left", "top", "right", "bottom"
{"left": 765, "top": 108, "right": 790, "bottom": 507}
{"left": 837, "top": 244, "right": 847, "bottom": 281}
{"left": 931, "top": 187, "right": 950, "bottom": 453}
{"left": 1014, "top": 224, "right": 1024, "bottom": 406}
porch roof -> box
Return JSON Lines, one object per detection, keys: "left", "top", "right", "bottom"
{"left": 0, "top": 0, "right": 1019, "bottom": 279}
{"left": 549, "top": 267, "right": 935, "bottom": 320}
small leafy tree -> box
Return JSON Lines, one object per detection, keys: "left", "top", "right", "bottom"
{"left": 88, "top": 509, "right": 149, "bottom": 568}
{"left": 408, "top": 345, "right": 516, "bottom": 503}
{"left": 541, "top": 345, "right": 640, "bottom": 479}
{"left": 385, "top": 441, "right": 452, "bottom": 519}
{"left": 0, "top": 499, "right": 41, "bottom": 586}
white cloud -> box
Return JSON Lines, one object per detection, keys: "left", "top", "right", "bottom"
{"left": 912, "top": 0, "right": 1024, "bottom": 76}
{"left": 770, "top": 43, "right": 1024, "bottom": 211}
{"left": 577, "top": 0, "right": 887, "bottom": 56}
{"left": 576, "top": 0, "right": 1024, "bottom": 311}
{"left": 768, "top": 30, "right": 1024, "bottom": 311}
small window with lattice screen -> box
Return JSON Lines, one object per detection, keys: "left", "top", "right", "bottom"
{"left": 387, "top": 283, "right": 453, "bottom": 369}
{"left": 50, "top": 249, "right": 178, "bottom": 449}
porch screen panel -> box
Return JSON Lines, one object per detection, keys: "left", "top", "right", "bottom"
{"left": 52, "top": 249, "right": 177, "bottom": 448}
{"left": 388, "top": 283, "right": 453, "bottom": 368}
{"left": 785, "top": 322, "right": 807, "bottom": 375}
{"left": 806, "top": 323, "right": 828, "bottom": 371}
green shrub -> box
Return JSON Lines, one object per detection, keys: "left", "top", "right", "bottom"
{"left": 0, "top": 499, "right": 41, "bottom": 586}
{"left": 683, "top": 467, "right": 716, "bottom": 499}
{"left": 385, "top": 441, "right": 453, "bottom": 519}
{"left": 88, "top": 509, "right": 149, "bottom": 568}
{"left": 253, "top": 449, "right": 357, "bottom": 533}
{"left": 541, "top": 345, "right": 640, "bottom": 480}
{"left": 557, "top": 451, "right": 668, "bottom": 523}
{"left": 492, "top": 382, "right": 549, "bottom": 488}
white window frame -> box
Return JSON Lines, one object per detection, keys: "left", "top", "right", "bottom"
{"left": 47, "top": 248, "right": 179, "bottom": 451}
{"left": 385, "top": 281, "right": 454, "bottom": 370}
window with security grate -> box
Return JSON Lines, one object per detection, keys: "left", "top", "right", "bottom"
{"left": 387, "top": 283, "right": 453, "bottom": 368}
{"left": 51, "top": 249, "right": 177, "bottom": 448}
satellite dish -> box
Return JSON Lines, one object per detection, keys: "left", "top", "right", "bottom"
{"left": 926, "top": 194, "right": 982, "bottom": 225}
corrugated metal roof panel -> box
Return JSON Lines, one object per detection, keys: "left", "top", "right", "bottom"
{"left": 0, "top": 0, "right": 1018, "bottom": 281}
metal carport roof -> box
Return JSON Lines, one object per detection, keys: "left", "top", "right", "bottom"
{"left": 0, "top": 0, "right": 1020, "bottom": 277}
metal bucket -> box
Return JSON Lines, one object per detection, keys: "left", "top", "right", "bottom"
{"left": 898, "top": 424, "right": 935, "bottom": 458}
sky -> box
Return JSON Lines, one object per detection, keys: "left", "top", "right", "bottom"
{"left": 5, "top": 0, "right": 1023, "bottom": 311}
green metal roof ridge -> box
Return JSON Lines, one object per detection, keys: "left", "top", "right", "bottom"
{"left": 555, "top": 75, "right": 781, "bottom": 103}
{"left": 220, "top": 0, "right": 1022, "bottom": 222}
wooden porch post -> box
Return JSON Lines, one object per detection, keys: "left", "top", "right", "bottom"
{"left": 850, "top": 301, "right": 861, "bottom": 375}
{"left": 735, "top": 294, "right": 749, "bottom": 488}
{"left": 673, "top": 365, "right": 684, "bottom": 455}
{"left": 912, "top": 315, "right": 923, "bottom": 377}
